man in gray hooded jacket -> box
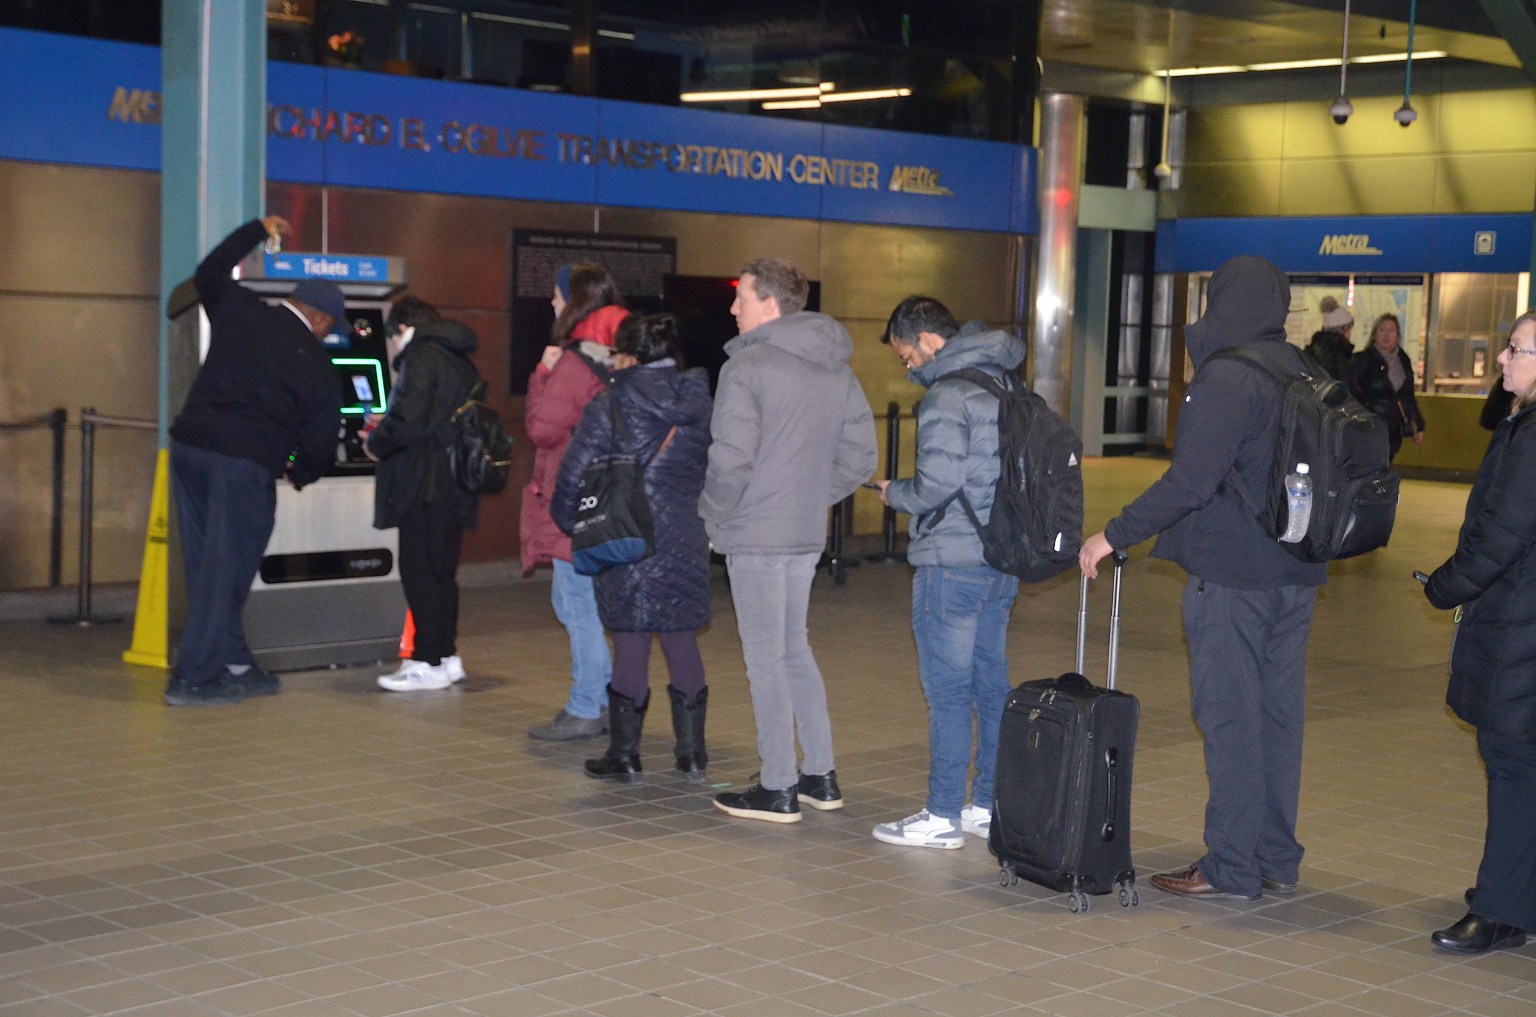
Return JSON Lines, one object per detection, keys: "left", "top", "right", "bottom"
{"left": 1081, "top": 255, "right": 1326, "bottom": 901}
{"left": 704, "top": 257, "right": 877, "bottom": 824}
{"left": 873, "top": 296, "right": 1025, "bottom": 850}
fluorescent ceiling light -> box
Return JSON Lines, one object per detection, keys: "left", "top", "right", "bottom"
{"left": 1163, "top": 50, "right": 1447, "bottom": 78}
{"left": 820, "top": 88, "right": 912, "bottom": 103}
{"left": 682, "top": 86, "right": 824, "bottom": 102}
{"left": 761, "top": 88, "right": 913, "bottom": 110}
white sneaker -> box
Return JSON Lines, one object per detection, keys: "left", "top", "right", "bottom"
{"left": 444, "top": 655, "right": 466, "bottom": 683}
{"left": 377, "top": 660, "right": 453, "bottom": 692}
{"left": 960, "top": 803, "right": 991, "bottom": 839}
{"left": 872, "top": 810, "right": 964, "bottom": 849}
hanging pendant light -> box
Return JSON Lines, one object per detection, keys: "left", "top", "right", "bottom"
{"left": 1330, "top": 0, "right": 1354, "bottom": 124}
{"left": 1154, "top": 13, "right": 1174, "bottom": 179}
{"left": 1395, "top": 0, "right": 1419, "bottom": 126}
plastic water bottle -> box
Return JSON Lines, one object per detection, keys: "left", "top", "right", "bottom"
{"left": 1279, "top": 463, "right": 1312, "bottom": 543}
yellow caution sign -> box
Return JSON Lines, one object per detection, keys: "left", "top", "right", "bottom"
{"left": 123, "top": 448, "right": 172, "bottom": 669}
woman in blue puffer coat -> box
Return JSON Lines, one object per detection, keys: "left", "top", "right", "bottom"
{"left": 553, "top": 313, "right": 714, "bottom": 785}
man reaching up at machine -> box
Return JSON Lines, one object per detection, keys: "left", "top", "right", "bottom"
{"left": 165, "top": 215, "right": 345, "bottom": 707}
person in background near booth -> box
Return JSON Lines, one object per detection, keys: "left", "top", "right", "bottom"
{"left": 165, "top": 215, "right": 343, "bottom": 707}
{"left": 1351, "top": 313, "right": 1425, "bottom": 460}
{"left": 1080, "top": 255, "right": 1325, "bottom": 901}
{"left": 703, "top": 257, "right": 877, "bottom": 823}
{"left": 523, "top": 262, "right": 627, "bottom": 741}
{"left": 872, "top": 296, "right": 1025, "bottom": 849}
{"left": 1420, "top": 312, "right": 1536, "bottom": 954}
{"left": 551, "top": 313, "right": 713, "bottom": 784}
{"left": 364, "top": 295, "right": 481, "bottom": 692}
{"left": 1304, "top": 296, "right": 1354, "bottom": 385}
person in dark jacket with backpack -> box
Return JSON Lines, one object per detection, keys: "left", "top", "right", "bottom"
{"left": 1081, "top": 255, "right": 1326, "bottom": 902}
{"left": 1421, "top": 311, "right": 1536, "bottom": 954}
{"left": 551, "top": 314, "right": 713, "bottom": 784}
{"left": 872, "top": 296, "right": 1024, "bottom": 849}
{"left": 364, "top": 296, "right": 481, "bottom": 692}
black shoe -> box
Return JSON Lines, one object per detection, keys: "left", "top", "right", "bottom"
{"left": 797, "top": 770, "right": 843, "bottom": 811}
{"left": 1431, "top": 912, "right": 1527, "bottom": 953}
{"left": 1261, "top": 876, "right": 1297, "bottom": 894}
{"left": 164, "top": 675, "right": 246, "bottom": 707}
{"left": 230, "top": 667, "right": 280, "bottom": 696}
{"left": 584, "top": 753, "right": 643, "bottom": 783}
{"left": 714, "top": 783, "right": 801, "bottom": 824}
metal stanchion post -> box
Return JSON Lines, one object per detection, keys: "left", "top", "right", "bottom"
{"left": 49, "top": 408, "right": 123, "bottom": 626}
{"left": 818, "top": 495, "right": 860, "bottom": 586}
{"left": 866, "top": 401, "right": 906, "bottom": 564}
{"left": 49, "top": 407, "right": 66, "bottom": 588}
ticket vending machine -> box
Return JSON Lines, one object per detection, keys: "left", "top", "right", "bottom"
{"left": 168, "top": 250, "right": 410, "bottom": 671}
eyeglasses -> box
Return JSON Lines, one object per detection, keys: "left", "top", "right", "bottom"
{"left": 1506, "top": 341, "right": 1536, "bottom": 358}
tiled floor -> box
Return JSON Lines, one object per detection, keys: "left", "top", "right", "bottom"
{"left": 2, "top": 458, "right": 1533, "bottom": 1017}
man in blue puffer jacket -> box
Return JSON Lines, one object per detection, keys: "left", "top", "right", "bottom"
{"left": 874, "top": 296, "right": 1025, "bottom": 850}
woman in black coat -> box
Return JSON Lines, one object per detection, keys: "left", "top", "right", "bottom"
{"left": 1422, "top": 311, "right": 1536, "bottom": 954}
{"left": 1350, "top": 313, "right": 1425, "bottom": 459}
{"left": 552, "top": 314, "right": 713, "bottom": 785}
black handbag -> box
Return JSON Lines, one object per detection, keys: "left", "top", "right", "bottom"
{"left": 569, "top": 395, "right": 675, "bottom": 576}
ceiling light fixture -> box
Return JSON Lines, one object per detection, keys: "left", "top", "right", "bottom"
{"left": 681, "top": 86, "right": 823, "bottom": 102}
{"left": 1161, "top": 51, "right": 1444, "bottom": 78}
{"left": 760, "top": 87, "right": 912, "bottom": 111}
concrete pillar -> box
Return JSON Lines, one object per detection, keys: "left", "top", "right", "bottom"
{"left": 1032, "top": 92, "right": 1086, "bottom": 416}
{"left": 159, "top": 0, "right": 267, "bottom": 443}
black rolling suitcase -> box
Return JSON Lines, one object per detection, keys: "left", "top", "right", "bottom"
{"left": 989, "top": 554, "right": 1140, "bottom": 912}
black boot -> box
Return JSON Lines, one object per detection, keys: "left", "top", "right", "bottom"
{"left": 668, "top": 685, "right": 708, "bottom": 784}
{"left": 584, "top": 687, "right": 646, "bottom": 784}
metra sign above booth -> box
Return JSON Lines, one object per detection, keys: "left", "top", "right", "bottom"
{"left": 0, "top": 27, "right": 1039, "bottom": 236}
{"left": 1157, "top": 214, "right": 1533, "bottom": 275}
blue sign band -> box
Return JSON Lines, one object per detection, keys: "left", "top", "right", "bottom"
{"left": 0, "top": 27, "right": 1038, "bottom": 235}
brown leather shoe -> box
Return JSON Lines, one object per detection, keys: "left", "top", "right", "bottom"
{"left": 1149, "top": 864, "right": 1262, "bottom": 901}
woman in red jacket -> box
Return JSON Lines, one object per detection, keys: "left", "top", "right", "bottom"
{"left": 522, "top": 262, "right": 629, "bottom": 740}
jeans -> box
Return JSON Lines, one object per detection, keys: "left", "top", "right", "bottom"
{"left": 911, "top": 565, "right": 1019, "bottom": 819}
{"left": 552, "top": 558, "right": 611, "bottom": 719}
{"left": 726, "top": 552, "right": 831, "bottom": 792}
{"left": 1183, "top": 577, "right": 1317, "bottom": 897}
{"left": 171, "top": 441, "right": 276, "bottom": 686}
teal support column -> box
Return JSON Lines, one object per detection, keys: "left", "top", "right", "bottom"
{"left": 159, "top": 0, "right": 267, "bottom": 446}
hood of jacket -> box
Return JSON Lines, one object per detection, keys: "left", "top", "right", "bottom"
{"left": 909, "top": 321, "right": 1025, "bottom": 387}
{"left": 724, "top": 310, "right": 853, "bottom": 370}
{"left": 613, "top": 361, "right": 712, "bottom": 428}
{"left": 570, "top": 304, "right": 629, "bottom": 347}
{"left": 1184, "top": 255, "right": 1290, "bottom": 368}
{"left": 395, "top": 318, "right": 476, "bottom": 369}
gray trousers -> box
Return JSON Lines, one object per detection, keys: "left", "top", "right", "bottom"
{"left": 1183, "top": 576, "right": 1318, "bottom": 897}
{"left": 726, "top": 552, "right": 834, "bottom": 792}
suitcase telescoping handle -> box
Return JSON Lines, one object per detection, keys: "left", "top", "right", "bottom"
{"left": 1075, "top": 552, "right": 1129, "bottom": 690}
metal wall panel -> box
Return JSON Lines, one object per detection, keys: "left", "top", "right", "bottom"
{"left": 1279, "top": 156, "right": 1440, "bottom": 216}
{"left": 1, "top": 165, "right": 1028, "bottom": 590}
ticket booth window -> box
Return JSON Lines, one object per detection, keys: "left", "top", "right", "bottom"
{"left": 1425, "top": 273, "right": 1525, "bottom": 395}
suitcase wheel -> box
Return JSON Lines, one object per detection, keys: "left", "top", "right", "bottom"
{"left": 1118, "top": 883, "right": 1140, "bottom": 908}
{"left": 998, "top": 864, "right": 1019, "bottom": 889}
{"left": 1067, "top": 890, "right": 1089, "bottom": 913}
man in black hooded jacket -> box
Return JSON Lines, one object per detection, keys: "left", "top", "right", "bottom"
{"left": 1081, "top": 255, "right": 1326, "bottom": 902}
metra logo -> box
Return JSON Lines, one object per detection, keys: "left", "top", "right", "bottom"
{"left": 1318, "top": 234, "right": 1383, "bottom": 256}
{"left": 302, "top": 257, "right": 352, "bottom": 277}
{"left": 888, "top": 165, "right": 954, "bottom": 196}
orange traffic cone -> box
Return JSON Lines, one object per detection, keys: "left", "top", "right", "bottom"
{"left": 399, "top": 610, "right": 415, "bottom": 659}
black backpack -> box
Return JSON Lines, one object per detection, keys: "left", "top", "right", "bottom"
{"left": 445, "top": 378, "right": 513, "bottom": 495}
{"left": 943, "top": 368, "right": 1084, "bottom": 583}
{"left": 1211, "top": 344, "right": 1399, "bottom": 562}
